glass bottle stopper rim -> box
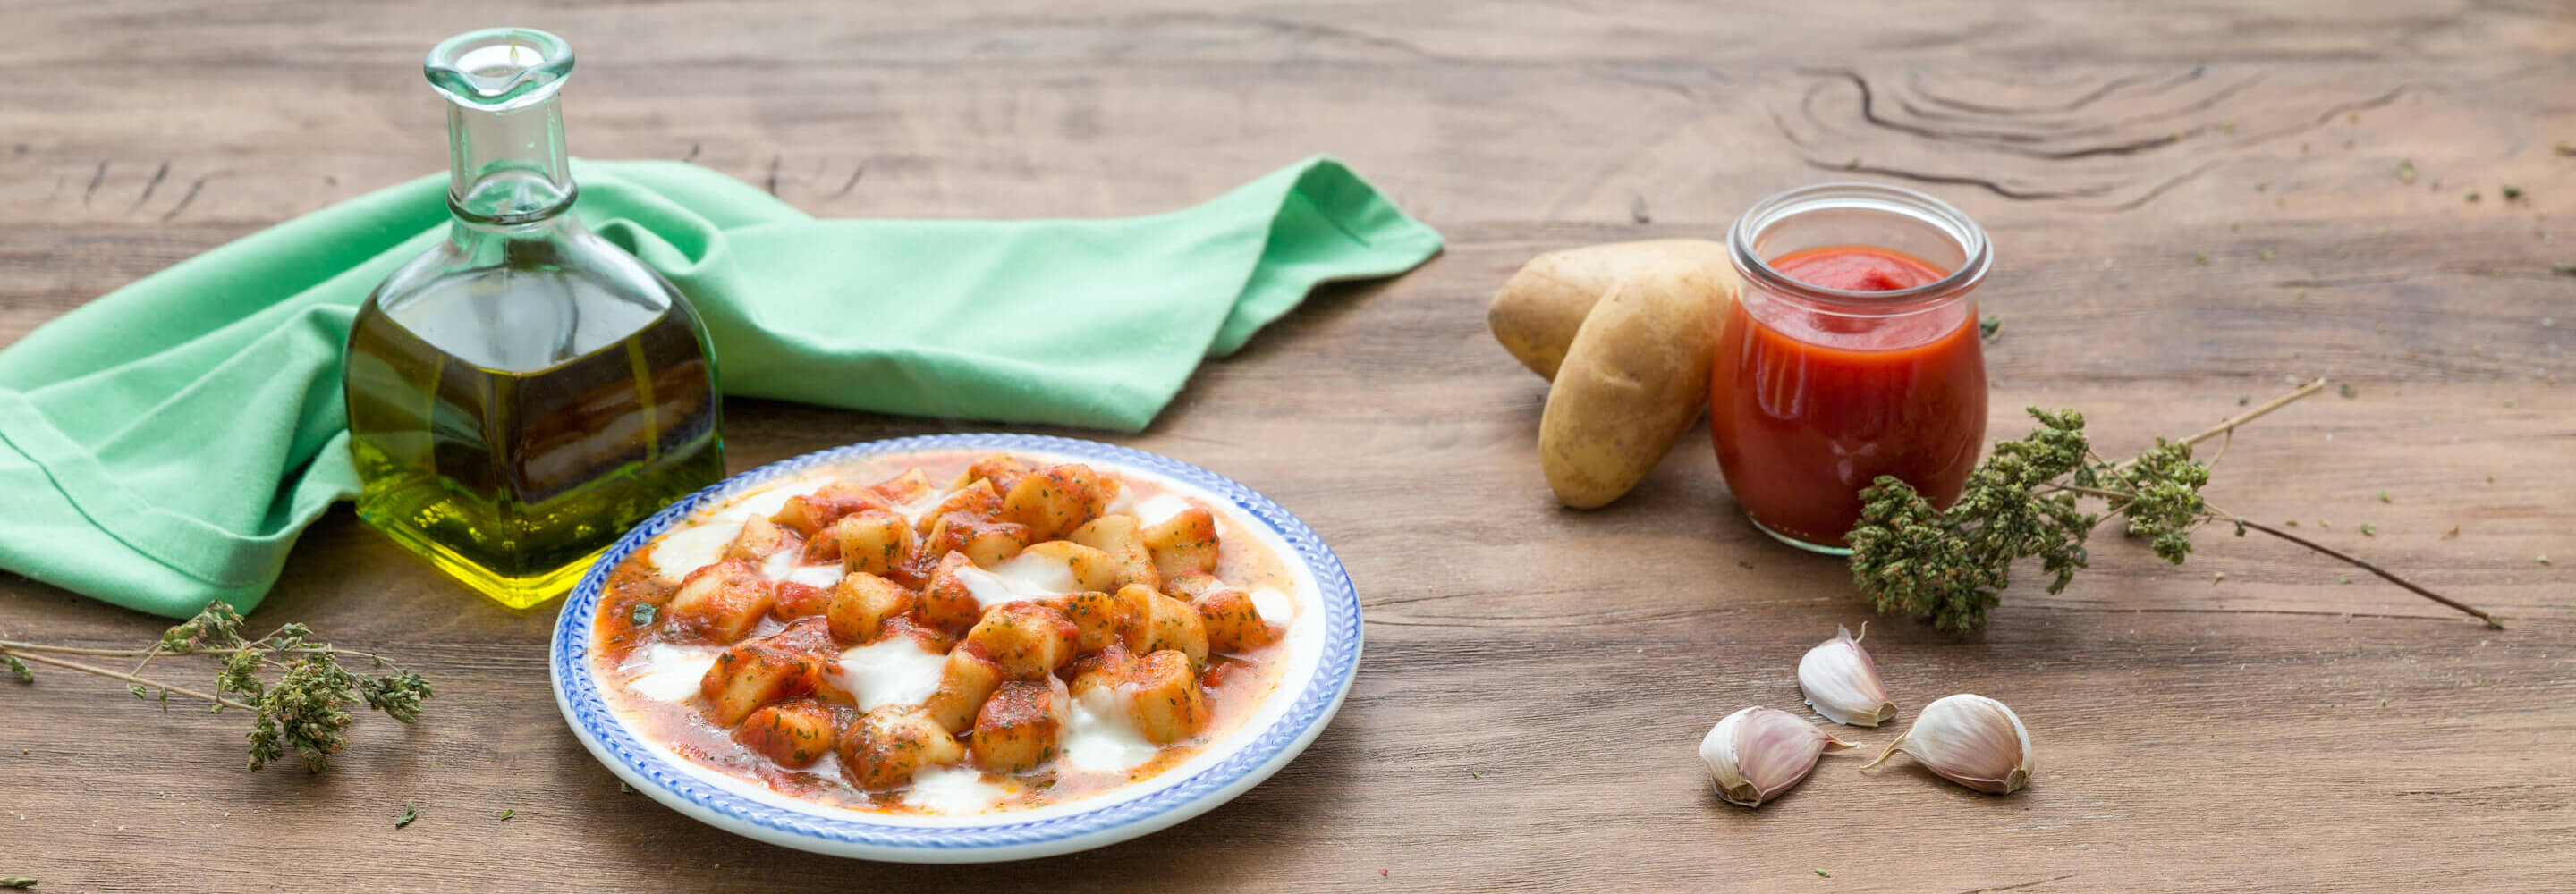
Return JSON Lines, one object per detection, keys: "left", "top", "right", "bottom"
{"left": 426, "top": 27, "right": 574, "bottom": 112}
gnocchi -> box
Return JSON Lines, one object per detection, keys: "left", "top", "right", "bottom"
{"left": 1069, "top": 515, "right": 1162, "bottom": 593}
{"left": 773, "top": 481, "right": 890, "bottom": 538}
{"left": 603, "top": 450, "right": 1304, "bottom": 815}
{"left": 970, "top": 679, "right": 1069, "bottom": 772}
{"left": 667, "top": 559, "right": 775, "bottom": 644}
{"left": 828, "top": 509, "right": 913, "bottom": 576}
{"left": 825, "top": 572, "right": 914, "bottom": 644}
{"left": 699, "top": 617, "right": 834, "bottom": 724}
{"left": 839, "top": 705, "right": 965, "bottom": 790}
{"left": 1141, "top": 507, "right": 1220, "bottom": 579}
{"left": 736, "top": 698, "right": 838, "bottom": 768}
{"left": 1001, "top": 463, "right": 1116, "bottom": 541}
{"left": 964, "top": 602, "right": 1079, "bottom": 679}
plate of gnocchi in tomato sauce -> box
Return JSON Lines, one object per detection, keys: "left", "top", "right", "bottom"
{"left": 549, "top": 434, "right": 1360, "bottom": 862}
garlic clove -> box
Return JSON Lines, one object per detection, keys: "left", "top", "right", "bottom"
{"left": 1799, "top": 623, "right": 1898, "bottom": 727}
{"left": 1860, "top": 693, "right": 2034, "bottom": 794}
{"left": 1699, "top": 706, "right": 1858, "bottom": 808}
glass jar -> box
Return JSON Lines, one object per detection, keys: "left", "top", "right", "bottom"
{"left": 1707, "top": 183, "right": 1992, "bottom": 554}
{"left": 343, "top": 28, "right": 725, "bottom": 608}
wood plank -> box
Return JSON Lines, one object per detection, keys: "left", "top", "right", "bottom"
{"left": 2, "top": 0, "right": 2571, "bottom": 890}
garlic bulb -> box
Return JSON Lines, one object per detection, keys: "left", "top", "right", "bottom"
{"left": 1798, "top": 624, "right": 1897, "bottom": 727}
{"left": 1860, "top": 694, "right": 2034, "bottom": 794}
{"left": 1699, "top": 706, "right": 1857, "bottom": 807}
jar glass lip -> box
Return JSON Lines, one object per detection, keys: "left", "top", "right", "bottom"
{"left": 1728, "top": 181, "right": 1992, "bottom": 307}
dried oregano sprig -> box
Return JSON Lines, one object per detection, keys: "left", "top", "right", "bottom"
{"left": 1847, "top": 409, "right": 2093, "bottom": 632}
{"left": 1848, "top": 380, "right": 2501, "bottom": 632}
{"left": 0, "top": 602, "right": 431, "bottom": 771}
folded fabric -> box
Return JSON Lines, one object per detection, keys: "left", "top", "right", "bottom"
{"left": 0, "top": 156, "right": 1441, "bottom": 619}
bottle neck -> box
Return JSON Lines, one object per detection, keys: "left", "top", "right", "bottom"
{"left": 445, "top": 93, "right": 575, "bottom": 226}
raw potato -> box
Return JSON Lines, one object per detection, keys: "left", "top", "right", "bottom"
{"left": 1538, "top": 261, "right": 1735, "bottom": 508}
{"left": 1487, "top": 239, "right": 1732, "bottom": 379}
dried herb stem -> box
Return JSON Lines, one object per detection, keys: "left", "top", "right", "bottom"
{"left": 2213, "top": 511, "right": 2504, "bottom": 628}
{"left": 0, "top": 640, "right": 395, "bottom": 665}
{"left": 0, "top": 647, "right": 252, "bottom": 710}
{"left": 2177, "top": 378, "right": 2326, "bottom": 448}
{"left": 2101, "top": 378, "right": 2326, "bottom": 477}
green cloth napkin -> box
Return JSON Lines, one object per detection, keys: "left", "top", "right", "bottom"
{"left": 0, "top": 156, "right": 1441, "bottom": 619}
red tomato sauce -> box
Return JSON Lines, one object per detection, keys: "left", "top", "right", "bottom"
{"left": 1708, "top": 246, "right": 1987, "bottom": 547}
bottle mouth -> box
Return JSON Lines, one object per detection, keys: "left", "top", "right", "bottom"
{"left": 427, "top": 28, "right": 574, "bottom": 111}
{"left": 1728, "top": 181, "right": 1991, "bottom": 312}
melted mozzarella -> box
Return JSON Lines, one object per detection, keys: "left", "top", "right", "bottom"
{"left": 952, "top": 553, "right": 1077, "bottom": 610}
{"left": 758, "top": 549, "right": 800, "bottom": 581}
{"left": 1132, "top": 493, "right": 1194, "bottom": 527}
{"left": 649, "top": 519, "right": 744, "bottom": 582}
{"left": 624, "top": 643, "right": 721, "bottom": 701}
{"left": 904, "top": 766, "right": 1010, "bottom": 814}
{"left": 727, "top": 479, "right": 820, "bottom": 523}
{"left": 993, "top": 552, "right": 1080, "bottom": 595}
{"left": 829, "top": 637, "right": 947, "bottom": 711}
{"left": 1061, "top": 686, "right": 1157, "bottom": 772}
{"left": 892, "top": 488, "right": 949, "bottom": 525}
{"left": 1249, "top": 586, "right": 1293, "bottom": 625}
{"left": 648, "top": 477, "right": 835, "bottom": 582}
{"left": 784, "top": 564, "right": 844, "bottom": 590}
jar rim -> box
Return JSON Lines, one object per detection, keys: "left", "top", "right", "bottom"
{"left": 1727, "top": 181, "right": 1992, "bottom": 308}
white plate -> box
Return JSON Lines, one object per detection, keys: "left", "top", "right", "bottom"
{"left": 549, "top": 434, "right": 1363, "bottom": 863}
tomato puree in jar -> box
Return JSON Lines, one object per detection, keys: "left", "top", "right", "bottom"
{"left": 1708, "top": 245, "right": 1987, "bottom": 549}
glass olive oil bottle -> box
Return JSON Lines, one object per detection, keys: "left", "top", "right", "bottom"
{"left": 345, "top": 28, "right": 723, "bottom": 609}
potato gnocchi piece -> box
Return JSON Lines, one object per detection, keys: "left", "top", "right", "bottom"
{"left": 825, "top": 571, "right": 914, "bottom": 644}
{"left": 913, "top": 478, "right": 1004, "bottom": 535}
{"left": 838, "top": 704, "right": 965, "bottom": 790}
{"left": 1035, "top": 589, "right": 1140, "bottom": 654}
{"left": 1068, "top": 515, "right": 1161, "bottom": 593}
{"left": 971, "top": 679, "right": 1069, "bottom": 773}
{"left": 735, "top": 698, "right": 839, "bottom": 768}
{"left": 1106, "top": 582, "right": 1158, "bottom": 654}
{"left": 1194, "top": 586, "right": 1278, "bottom": 654}
{"left": 1121, "top": 649, "right": 1209, "bottom": 745}
{"left": 869, "top": 467, "right": 937, "bottom": 506}
{"left": 950, "top": 453, "right": 1035, "bottom": 499}
{"left": 920, "top": 512, "right": 1029, "bottom": 569}
{"left": 1066, "top": 647, "right": 1135, "bottom": 704}
{"left": 774, "top": 481, "right": 891, "bottom": 538}
{"left": 1002, "top": 464, "right": 1118, "bottom": 541}
{"left": 699, "top": 617, "right": 835, "bottom": 725}
{"left": 1138, "top": 586, "right": 1209, "bottom": 668}
{"left": 915, "top": 552, "right": 985, "bottom": 633}
{"left": 666, "top": 559, "right": 775, "bottom": 644}
{"left": 965, "top": 602, "right": 1080, "bottom": 679}
{"left": 1141, "top": 507, "right": 1220, "bottom": 579}
{"left": 723, "top": 515, "right": 801, "bottom": 562}
{"left": 921, "top": 646, "right": 1005, "bottom": 734}
{"left": 769, "top": 581, "right": 831, "bottom": 621}
{"left": 829, "top": 509, "right": 915, "bottom": 576}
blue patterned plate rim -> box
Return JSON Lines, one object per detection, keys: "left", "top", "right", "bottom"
{"left": 548, "top": 433, "right": 1363, "bottom": 862}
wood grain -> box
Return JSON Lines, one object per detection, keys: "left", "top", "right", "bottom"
{"left": 4, "top": 1, "right": 2572, "bottom": 891}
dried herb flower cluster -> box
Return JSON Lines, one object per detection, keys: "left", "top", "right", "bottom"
{"left": 0, "top": 602, "right": 431, "bottom": 771}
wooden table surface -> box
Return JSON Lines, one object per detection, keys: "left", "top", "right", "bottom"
{"left": 5, "top": 2, "right": 2572, "bottom": 890}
